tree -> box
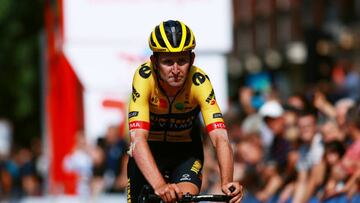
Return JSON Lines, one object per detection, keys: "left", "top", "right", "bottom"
{"left": 0, "top": 0, "right": 44, "bottom": 147}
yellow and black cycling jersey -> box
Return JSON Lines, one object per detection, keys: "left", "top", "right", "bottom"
{"left": 128, "top": 62, "right": 226, "bottom": 142}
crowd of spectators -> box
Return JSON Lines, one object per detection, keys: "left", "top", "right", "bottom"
{"left": 205, "top": 58, "right": 360, "bottom": 202}
{"left": 209, "top": 95, "right": 360, "bottom": 202}
{"left": 0, "top": 137, "right": 43, "bottom": 199}
{"left": 0, "top": 125, "right": 129, "bottom": 201}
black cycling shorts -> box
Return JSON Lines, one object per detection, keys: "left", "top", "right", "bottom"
{"left": 127, "top": 147, "right": 203, "bottom": 203}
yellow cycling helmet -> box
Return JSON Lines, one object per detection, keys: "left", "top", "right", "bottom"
{"left": 149, "top": 20, "right": 196, "bottom": 52}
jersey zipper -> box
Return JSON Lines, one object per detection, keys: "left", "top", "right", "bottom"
{"left": 164, "top": 88, "right": 183, "bottom": 142}
{"left": 156, "top": 73, "right": 188, "bottom": 142}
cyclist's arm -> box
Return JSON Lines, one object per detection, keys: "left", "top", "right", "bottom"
{"left": 208, "top": 128, "right": 234, "bottom": 185}
{"left": 130, "top": 129, "right": 166, "bottom": 189}
{"left": 192, "top": 69, "right": 243, "bottom": 202}
{"left": 191, "top": 69, "right": 234, "bottom": 185}
{"left": 128, "top": 64, "right": 167, "bottom": 189}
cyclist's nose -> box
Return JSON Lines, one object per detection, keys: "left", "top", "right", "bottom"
{"left": 172, "top": 63, "right": 180, "bottom": 74}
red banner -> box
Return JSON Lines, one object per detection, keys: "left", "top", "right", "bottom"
{"left": 45, "top": 0, "right": 84, "bottom": 194}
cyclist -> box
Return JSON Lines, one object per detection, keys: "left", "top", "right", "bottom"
{"left": 127, "top": 20, "right": 243, "bottom": 203}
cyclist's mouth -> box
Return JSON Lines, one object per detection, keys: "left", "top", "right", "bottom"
{"left": 172, "top": 76, "right": 182, "bottom": 82}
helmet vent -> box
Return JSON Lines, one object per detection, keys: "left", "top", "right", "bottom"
{"left": 155, "top": 26, "right": 166, "bottom": 47}
{"left": 149, "top": 37, "right": 156, "bottom": 47}
{"left": 170, "top": 26, "right": 178, "bottom": 47}
{"left": 184, "top": 27, "right": 191, "bottom": 47}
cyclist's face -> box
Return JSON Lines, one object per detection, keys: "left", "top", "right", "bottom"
{"left": 153, "top": 51, "right": 194, "bottom": 87}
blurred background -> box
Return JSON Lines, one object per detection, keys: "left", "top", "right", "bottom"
{"left": 0, "top": 0, "right": 359, "bottom": 202}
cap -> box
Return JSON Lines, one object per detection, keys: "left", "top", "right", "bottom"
{"left": 259, "top": 100, "right": 284, "bottom": 118}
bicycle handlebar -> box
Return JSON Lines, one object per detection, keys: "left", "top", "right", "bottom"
{"left": 142, "top": 193, "right": 232, "bottom": 202}
{"left": 138, "top": 185, "right": 235, "bottom": 202}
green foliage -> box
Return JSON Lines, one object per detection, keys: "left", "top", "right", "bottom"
{"left": 0, "top": 0, "right": 44, "bottom": 146}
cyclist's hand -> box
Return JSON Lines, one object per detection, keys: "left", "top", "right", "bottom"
{"left": 155, "top": 183, "right": 182, "bottom": 202}
{"left": 222, "top": 182, "right": 244, "bottom": 203}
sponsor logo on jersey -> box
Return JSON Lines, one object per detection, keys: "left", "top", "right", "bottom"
{"left": 159, "top": 98, "right": 167, "bottom": 108}
{"left": 150, "top": 96, "right": 159, "bottom": 106}
{"left": 150, "top": 96, "right": 167, "bottom": 108}
{"left": 151, "top": 117, "right": 194, "bottom": 130}
{"left": 132, "top": 86, "right": 140, "bottom": 102}
{"left": 175, "top": 102, "right": 184, "bottom": 110}
{"left": 127, "top": 178, "right": 131, "bottom": 202}
{"left": 128, "top": 111, "right": 139, "bottom": 118}
{"left": 129, "top": 121, "right": 150, "bottom": 130}
{"left": 139, "top": 65, "right": 151, "bottom": 79}
{"left": 206, "top": 122, "right": 226, "bottom": 132}
{"left": 192, "top": 72, "right": 206, "bottom": 86}
{"left": 191, "top": 160, "right": 202, "bottom": 174}
{"left": 180, "top": 174, "right": 191, "bottom": 181}
{"left": 205, "top": 89, "right": 216, "bottom": 105}
{"left": 213, "top": 113, "right": 223, "bottom": 118}
{"left": 150, "top": 108, "right": 200, "bottom": 131}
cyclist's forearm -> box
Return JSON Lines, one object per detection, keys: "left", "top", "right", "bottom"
{"left": 209, "top": 129, "right": 234, "bottom": 184}
{"left": 216, "top": 140, "right": 234, "bottom": 184}
{"left": 131, "top": 132, "right": 166, "bottom": 189}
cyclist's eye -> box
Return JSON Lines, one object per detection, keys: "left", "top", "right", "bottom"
{"left": 161, "top": 60, "right": 174, "bottom": 66}
{"left": 177, "top": 58, "right": 189, "bottom": 65}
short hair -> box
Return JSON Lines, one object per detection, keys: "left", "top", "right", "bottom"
{"left": 297, "top": 108, "right": 317, "bottom": 119}
{"left": 324, "top": 140, "right": 346, "bottom": 157}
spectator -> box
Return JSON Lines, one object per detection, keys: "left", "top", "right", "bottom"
{"left": 259, "top": 100, "right": 290, "bottom": 170}
{"left": 252, "top": 100, "right": 291, "bottom": 202}
{"left": 258, "top": 100, "right": 284, "bottom": 149}
{"left": 292, "top": 110, "right": 325, "bottom": 202}
{"left": 328, "top": 105, "right": 360, "bottom": 199}
{"left": 320, "top": 141, "right": 346, "bottom": 200}
{"left": 0, "top": 158, "right": 20, "bottom": 199}
{"left": 234, "top": 135, "right": 263, "bottom": 194}
{"left": 93, "top": 125, "right": 128, "bottom": 194}
{"left": 16, "top": 147, "right": 41, "bottom": 197}
{"left": 63, "top": 131, "right": 94, "bottom": 196}
{"left": 321, "top": 119, "right": 345, "bottom": 143}
{"left": 332, "top": 58, "right": 360, "bottom": 101}
{"left": 334, "top": 98, "right": 355, "bottom": 131}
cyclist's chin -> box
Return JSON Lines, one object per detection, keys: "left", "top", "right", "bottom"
{"left": 166, "top": 79, "right": 185, "bottom": 87}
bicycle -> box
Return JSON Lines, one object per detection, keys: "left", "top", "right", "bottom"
{"left": 138, "top": 185, "right": 235, "bottom": 203}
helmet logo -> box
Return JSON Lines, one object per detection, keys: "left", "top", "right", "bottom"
{"left": 192, "top": 72, "right": 206, "bottom": 86}
{"left": 139, "top": 66, "right": 151, "bottom": 79}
